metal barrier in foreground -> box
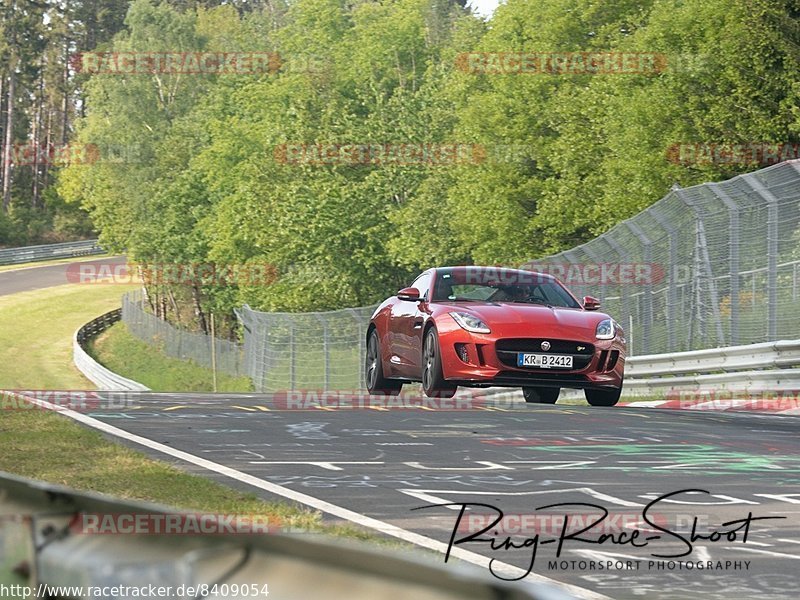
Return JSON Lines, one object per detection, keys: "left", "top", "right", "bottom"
{"left": 0, "top": 470, "right": 578, "bottom": 600}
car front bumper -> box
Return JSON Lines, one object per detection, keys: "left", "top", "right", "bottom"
{"left": 436, "top": 321, "right": 625, "bottom": 391}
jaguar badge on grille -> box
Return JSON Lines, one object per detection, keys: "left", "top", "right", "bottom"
{"left": 541, "top": 341, "right": 551, "bottom": 351}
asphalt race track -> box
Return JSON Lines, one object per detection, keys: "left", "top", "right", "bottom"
{"left": 79, "top": 393, "right": 800, "bottom": 600}
{"left": 0, "top": 256, "right": 127, "bottom": 296}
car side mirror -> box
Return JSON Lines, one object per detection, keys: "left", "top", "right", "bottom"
{"left": 583, "top": 296, "right": 601, "bottom": 310}
{"left": 397, "top": 287, "right": 422, "bottom": 302}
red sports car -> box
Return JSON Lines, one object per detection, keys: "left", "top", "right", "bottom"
{"left": 365, "top": 266, "right": 625, "bottom": 405}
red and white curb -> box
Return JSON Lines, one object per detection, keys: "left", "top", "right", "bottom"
{"left": 625, "top": 396, "right": 800, "bottom": 415}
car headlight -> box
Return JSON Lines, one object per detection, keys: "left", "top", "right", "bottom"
{"left": 450, "top": 312, "right": 491, "bottom": 334}
{"left": 596, "top": 318, "right": 616, "bottom": 340}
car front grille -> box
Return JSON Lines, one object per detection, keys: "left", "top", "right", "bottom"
{"left": 495, "top": 338, "right": 595, "bottom": 370}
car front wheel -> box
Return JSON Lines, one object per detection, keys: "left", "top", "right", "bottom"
{"left": 522, "top": 387, "right": 560, "bottom": 404}
{"left": 365, "top": 330, "right": 402, "bottom": 396}
{"left": 422, "top": 329, "right": 457, "bottom": 398}
{"left": 585, "top": 387, "right": 621, "bottom": 406}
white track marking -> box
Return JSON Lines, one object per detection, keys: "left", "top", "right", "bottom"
{"left": 728, "top": 547, "right": 800, "bottom": 560}
{"left": 396, "top": 487, "right": 643, "bottom": 507}
{"left": 18, "top": 393, "right": 609, "bottom": 600}
{"left": 695, "top": 546, "right": 711, "bottom": 562}
{"left": 404, "top": 461, "right": 513, "bottom": 471}
{"left": 247, "top": 461, "right": 384, "bottom": 471}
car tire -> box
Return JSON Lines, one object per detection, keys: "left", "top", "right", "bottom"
{"left": 422, "top": 328, "right": 457, "bottom": 399}
{"left": 522, "top": 387, "right": 560, "bottom": 404}
{"left": 365, "top": 330, "right": 402, "bottom": 396}
{"left": 585, "top": 387, "right": 622, "bottom": 406}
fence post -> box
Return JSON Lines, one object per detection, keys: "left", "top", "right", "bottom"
{"left": 628, "top": 314, "right": 634, "bottom": 357}
{"left": 708, "top": 183, "right": 740, "bottom": 345}
{"left": 345, "top": 308, "right": 369, "bottom": 390}
{"left": 210, "top": 312, "right": 218, "bottom": 393}
{"left": 672, "top": 185, "right": 725, "bottom": 347}
{"left": 625, "top": 221, "right": 653, "bottom": 355}
{"left": 648, "top": 205, "right": 678, "bottom": 353}
{"left": 605, "top": 235, "right": 631, "bottom": 349}
{"left": 324, "top": 325, "right": 330, "bottom": 391}
{"left": 743, "top": 173, "right": 779, "bottom": 340}
{"left": 314, "top": 314, "right": 330, "bottom": 391}
{"left": 289, "top": 322, "right": 296, "bottom": 391}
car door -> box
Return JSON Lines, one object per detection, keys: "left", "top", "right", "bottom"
{"left": 389, "top": 270, "right": 432, "bottom": 377}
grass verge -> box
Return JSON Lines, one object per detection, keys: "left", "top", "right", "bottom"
{"left": 0, "top": 283, "right": 136, "bottom": 388}
{"left": 0, "top": 408, "right": 319, "bottom": 525}
{"left": 88, "top": 322, "right": 253, "bottom": 392}
{"left": 0, "top": 283, "right": 304, "bottom": 514}
{"left": 0, "top": 284, "right": 406, "bottom": 563}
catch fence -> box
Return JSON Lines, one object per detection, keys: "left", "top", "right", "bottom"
{"left": 122, "top": 160, "right": 800, "bottom": 391}
{"left": 121, "top": 291, "right": 246, "bottom": 377}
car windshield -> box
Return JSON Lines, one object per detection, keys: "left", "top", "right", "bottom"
{"left": 431, "top": 269, "right": 580, "bottom": 308}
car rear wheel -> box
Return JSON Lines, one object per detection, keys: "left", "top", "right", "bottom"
{"left": 585, "top": 387, "right": 621, "bottom": 406}
{"left": 522, "top": 387, "right": 560, "bottom": 404}
{"left": 422, "top": 329, "right": 457, "bottom": 398}
{"left": 365, "top": 330, "right": 402, "bottom": 396}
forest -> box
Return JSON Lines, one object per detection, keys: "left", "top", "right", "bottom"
{"left": 2, "top": 0, "right": 798, "bottom": 325}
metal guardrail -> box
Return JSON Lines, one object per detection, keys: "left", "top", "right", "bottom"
{"left": 478, "top": 340, "right": 800, "bottom": 402}
{"left": 0, "top": 470, "right": 573, "bottom": 600}
{"left": 624, "top": 339, "right": 800, "bottom": 394}
{"left": 0, "top": 239, "right": 103, "bottom": 265}
{"left": 73, "top": 309, "right": 150, "bottom": 391}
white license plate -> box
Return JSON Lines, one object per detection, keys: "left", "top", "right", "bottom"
{"left": 517, "top": 353, "right": 573, "bottom": 369}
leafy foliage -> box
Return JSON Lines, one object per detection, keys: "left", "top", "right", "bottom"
{"left": 56, "top": 0, "right": 800, "bottom": 325}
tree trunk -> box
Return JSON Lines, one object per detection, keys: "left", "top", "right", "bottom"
{"left": 191, "top": 284, "right": 208, "bottom": 334}
{"left": 32, "top": 63, "right": 44, "bottom": 210}
{"left": 0, "top": 73, "right": 5, "bottom": 198}
{"left": 2, "top": 70, "right": 15, "bottom": 213}
{"left": 168, "top": 289, "right": 181, "bottom": 325}
{"left": 61, "top": 42, "right": 70, "bottom": 145}
{"left": 42, "top": 106, "right": 52, "bottom": 190}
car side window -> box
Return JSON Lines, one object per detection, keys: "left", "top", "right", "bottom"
{"left": 411, "top": 271, "right": 432, "bottom": 300}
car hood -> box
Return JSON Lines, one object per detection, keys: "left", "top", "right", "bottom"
{"left": 439, "top": 302, "right": 610, "bottom": 337}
